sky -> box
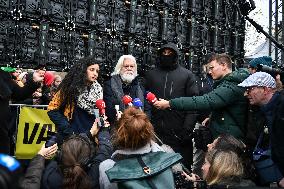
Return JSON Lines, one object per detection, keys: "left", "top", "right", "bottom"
{"left": 244, "top": 0, "right": 270, "bottom": 56}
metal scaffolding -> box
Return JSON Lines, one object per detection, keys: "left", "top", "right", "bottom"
{"left": 269, "top": 0, "right": 283, "bottom": 65}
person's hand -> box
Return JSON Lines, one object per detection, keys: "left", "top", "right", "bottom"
{"left": 38, "top": 143, "right": 58, "bottom": 159}
{"left": 32, "top": 91, "right": 42, "bottom": 98}
{"left": 116, "top": 110, "right": 123, "bottom": 120}
{"left": 279, "top": 177, "right": 284, "bottom": 187}
{"left": 181, "top": 171, "right": 200, "bottom": 182}
{"left": 201, "top": 117, "right": 210, "bottom": 127}
{"left": 153, "top": 99, "right": 170, "bottom": 110}
{"left": 90, "top": 115, "right": 110, "bottom": 136}
{"left": 33, "top": 71, "right": 44, "bottom": 83}
{"left": 90, "top": 120, "right": 100, "bottom": 136}
{"left": 102, "top": 115, "right": 110, "bottom": 128}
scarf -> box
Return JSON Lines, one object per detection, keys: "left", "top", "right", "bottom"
{"left": 77, "top": 81, "right": 103, "bottom": 114}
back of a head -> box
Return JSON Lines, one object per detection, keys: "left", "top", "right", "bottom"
{"left": 60, "top": 135, "right": 95, "bottom": 189}
{"left": 114, "top": 107, "right": 154, "bottom": 149}
{"left": 249, "top": 56, "right": 272, "bottom": 69}
{"left": 214, "top": 134, "right": 246, "bottom": 155}
{"left": 206, "top": 149, "right": 243, "bottom": 185}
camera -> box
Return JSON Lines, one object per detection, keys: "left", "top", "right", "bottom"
{"left": 45, "top": 131, "right": 57, "bottom": 148}
{"left": 256, "top": 64, "right": 284, "bottom": 83}
{"left": 174, "top": 171, "right": 207, "bottom": 189}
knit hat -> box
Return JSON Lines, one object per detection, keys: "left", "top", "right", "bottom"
{"left": 0, "top": 66, "right": 16, "bottom": 72}
{"left": 249, "top": 56, "right": 272, "bottom": 68}
{"left": 44, "top": 71, "right": 55, "bottom": 86}
{"left": 238, "top": 72, "right": 276, "bottom": 88}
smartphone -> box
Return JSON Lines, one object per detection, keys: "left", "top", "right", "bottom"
{"left": 93, "top": 109, "right": 104, "bottom": 127}
{"left": 45, "top": 131, "right": 57, "bottom": 148}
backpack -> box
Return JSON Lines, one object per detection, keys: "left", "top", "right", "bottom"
{"left": 106, "top": 151, "right": 182, "bottom": 189}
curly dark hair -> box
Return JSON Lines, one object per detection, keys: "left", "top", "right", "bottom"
{"left": 58, "top": 56, "right": 99, "bottom": 110}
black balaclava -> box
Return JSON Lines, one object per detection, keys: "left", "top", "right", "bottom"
{"left": 159, "top": 49, "right": 178, "bottom": 70}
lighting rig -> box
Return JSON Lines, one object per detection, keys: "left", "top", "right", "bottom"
{"left": 0, "top": 0, "right": 259, "bottom": 77}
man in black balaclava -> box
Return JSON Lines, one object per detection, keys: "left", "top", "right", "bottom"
{"left": 145, "top": 42, "right": 199, "bottom": 169}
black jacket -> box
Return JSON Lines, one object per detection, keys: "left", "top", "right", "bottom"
{"left": 145, "top": 43, "right": 199, "bottom": 146}
{"left": 270, "top": 91, "right": 284, "bottom": 175}
{"left": 41, "top": 130, "right": 113, "bottom": 189}
{"left": 250, "top": 90, "right": 284, "bottom": 175}
{"left": 0, "top": 70, "right": 39, "bottom": 154}
{"left": 20, "top": 154, "right": 46, "bottom": 189}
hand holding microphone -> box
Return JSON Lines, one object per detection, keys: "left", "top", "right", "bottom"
{"left": 146, "top": 92, "right": 170, "bottom": 109}
{"left": 95, "top": 99, "right": 106, "bottom": 115}
{"left": 94, "top": 99, "right": 107, "bottom": 127}
{"left": 146, "top": 92, "right": 157, "bottom": 104}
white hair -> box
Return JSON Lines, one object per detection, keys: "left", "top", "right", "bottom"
{"left": 111, "top": 55, "right": 137, "bottom": 76}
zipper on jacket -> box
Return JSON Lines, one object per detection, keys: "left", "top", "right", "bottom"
{"left": 169, "top": 81, "right": 173, "bottom": 97}
{"left": 171, "top": 129, "right": 182, "bottom": 141}
{"left": 163, "top": 72, "right": 169, "bottom": 98}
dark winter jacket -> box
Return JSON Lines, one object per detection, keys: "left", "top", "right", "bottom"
{"left": 0, "top": 70, "right": 40, "bottom": 154}
{"left": 170, "top": 69, "right": 249, "bottom": 140}
{"left": 251, "top": 90, "right": 284, "bottom": 175}
{"left": 103, "top": 75, "right": 151, "bottom": 124}
{"left": 20, "top": 154, "right": 46, "bottom": 189}
{"left": 41, "top": 130, "right": 113, "bottom": 189}
{"left": 48, "top": 105, "right": 97, "bottom": 143}
{"left": 145, "top": 43, "right": 199, "bottom": 146}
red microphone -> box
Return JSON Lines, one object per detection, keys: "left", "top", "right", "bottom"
{"left": 95, "top": 99, "right": 106, "bottom": 115}
{"left": 122, "top": 95, "right": 133, "bottom": 106}
{"left": 146, "top": 92, "right": 157, "bottom": 104}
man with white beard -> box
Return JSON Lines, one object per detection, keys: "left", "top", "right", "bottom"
{"left": 103, "top": 55, "right": 151, "bottom": 125}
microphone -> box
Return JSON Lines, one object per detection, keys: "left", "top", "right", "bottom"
{"left": 146, "top": 92, "right": 157, "bottom": 104}
{"left": 95, "top": 99, "right": 106, "bottom": 115}
{"left": 122, "top": 95, "right": 133, "bottom": 106}
{"left": 95, "top": 99, "right": 106, "bottom": 127}
{"left": 133, "top": 98, "right": 143, "bottom": 110}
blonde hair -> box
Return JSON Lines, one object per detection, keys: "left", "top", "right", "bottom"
{"left": 111, "top": 55, "right": 137, "bottom": 76}
{"left": 205, "top": 150, "right": 243, "bottom": 185}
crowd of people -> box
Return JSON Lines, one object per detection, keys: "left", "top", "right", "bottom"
{"left": 0, "top": 42, "right": 284, "bottom": 189}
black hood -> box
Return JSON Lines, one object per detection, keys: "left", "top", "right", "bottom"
{"left": 157, "top": 43, "right": 180, "bottom": 70}
{"left": 158, "top": 42, "right": 180, "bottom": 56}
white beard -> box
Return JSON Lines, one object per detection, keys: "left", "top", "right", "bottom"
{"left": 120, "top": 73, "right": 136, "bottom": 83}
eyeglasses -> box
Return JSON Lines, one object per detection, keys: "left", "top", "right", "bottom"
{"left": 245, "top": 86, "right": 264, "bottom": 94}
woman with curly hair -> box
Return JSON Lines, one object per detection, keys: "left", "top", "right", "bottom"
{"left": 47, "top": 56, "right": 103, "bottom": 142}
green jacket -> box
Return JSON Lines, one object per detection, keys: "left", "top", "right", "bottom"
{"left": 170, "top": 69, "right": 249, "bottom": 140}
